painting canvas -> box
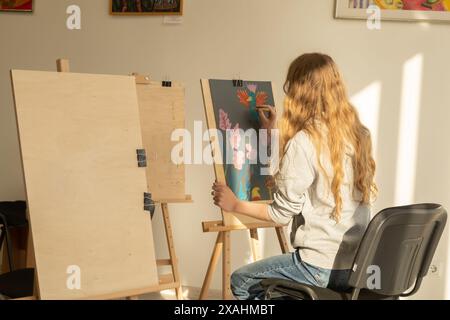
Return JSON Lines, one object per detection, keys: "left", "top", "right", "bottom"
{"left": 207, "top": 80, "right": 276, "bottom": 203}
{"left": 0, "top": 0, "right": 33, "bottom": 12}
{"left": 336, "top": 0, "right": 450, "bottom": 22}
{"left": 111, "top": 0, "right": 183, "bottom": 15}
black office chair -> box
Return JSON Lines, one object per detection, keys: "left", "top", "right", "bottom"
{"left": 0, "top": 201, "right": 28, "bottom": 271}
{"left": 0, "top": 269, "right": 35, "bottom": 299}
{"left": 262, "top": 203, "right": 447, "bottom": 300}
{"left": 0, "top": 201, "right": 34, "bottom": 299}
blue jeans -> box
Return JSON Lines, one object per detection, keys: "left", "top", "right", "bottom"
{"left": 231, "top": 251, "right": 352, "bottom": 300}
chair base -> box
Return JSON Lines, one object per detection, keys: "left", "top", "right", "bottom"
{"left": 262, "top": 279, "right": 398, "bottom": 300}
{"left": 0, "top": 268, "right": 35, "bottom": 299}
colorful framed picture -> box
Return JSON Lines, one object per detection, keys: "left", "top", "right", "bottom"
{"left": 110, "top": 0, "right": 183, "bottom": 16}
{"left": 0, "top": 0, "right": 33, "bottom": 12}
{"left": 335, "top": 0, "right": 450, "bottom": 22}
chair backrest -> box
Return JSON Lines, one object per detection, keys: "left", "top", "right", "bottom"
{"left": 0, "top": 201, "right": 27, "bottom": 227}
{"left": 348, "top": 203, "right": 447, "bottom": 297}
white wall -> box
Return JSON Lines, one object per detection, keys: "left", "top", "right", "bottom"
{"left": 0, "top": 0, "right": 448, "bottom": 299}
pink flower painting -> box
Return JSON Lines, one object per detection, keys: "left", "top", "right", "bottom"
{"left": 246, "top": 143, "right": 257, "bottom": 162}
{"left": 219, "top": 108, "right": 232, "bottom": 131}
{"left": 229, "top": 124, "right": 245, "bottom": 170}
{"left": 209, "top": 79, "right": 276, "bottom": 201}
{"left": 233, "top": 150, "right": 246, "bottom": 171}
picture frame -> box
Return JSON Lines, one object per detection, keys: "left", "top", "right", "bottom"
{"left": 0, "top": 0, "right": 33, "bottom": 12}
{"left": 110, "top": 0, "right": 183, "bottom": 16}
{"left": 335, "top": 0, "right": 450, "bottom": 23}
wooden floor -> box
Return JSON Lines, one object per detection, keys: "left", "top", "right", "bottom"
{"left": 138, "top": 286, "right": 223, "bottom": 300}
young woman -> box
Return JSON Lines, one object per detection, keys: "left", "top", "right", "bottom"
{"left": 211, "top": 53, "right": 377, "bottom": 300}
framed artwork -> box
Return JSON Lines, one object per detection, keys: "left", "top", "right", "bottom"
{"left": 0, "top": 0, "right": 33, "bottom": 12}
{"left": 335, "top": 0, "right": 450, "bottom": 22}
{"left": 110, "top": 0, "right": 183, "bottom": 15}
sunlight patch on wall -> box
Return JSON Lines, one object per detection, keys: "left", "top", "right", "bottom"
{"left": 259, "top": 228, "right": 266, "bottom": 259}
{"left": 350, "top": 81, "right": 382, "bottom": 158}
{"left": 394, "top": 54, "right": 424, "bottom": 206}
{"left": 246, "top": 230, "right": 264, "bottom": 265}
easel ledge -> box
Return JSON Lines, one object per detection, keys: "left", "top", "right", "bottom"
{"left": 155, "top": 195, "right": 193, "bottom": 204}
{"left": 202, "top": 220, "right": 278, "bottom": 233}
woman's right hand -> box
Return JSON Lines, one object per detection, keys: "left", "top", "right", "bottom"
{"left": 258, "top": 105, "right": 277, "bottom": 131}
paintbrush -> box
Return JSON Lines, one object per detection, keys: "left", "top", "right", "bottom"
{"left": 256, "top": 105, "right": 273, "bottom": 112}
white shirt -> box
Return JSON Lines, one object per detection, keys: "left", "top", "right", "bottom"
{"left": 268, "top": 131, "right": 371, "bottom": 270}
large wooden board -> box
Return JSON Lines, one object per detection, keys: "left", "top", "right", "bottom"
{"left": 136, "top": 80, "right": 185, "bottom": 201}
{"left": 11, "top": 70, "right": 159, "bottom": 300}
{"left": 201, "top": 79, "right": 276, "bottom": 227}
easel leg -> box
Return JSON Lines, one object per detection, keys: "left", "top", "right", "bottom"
{"left": 275, "top": 227, "right": 290, "bottom": 254}
{"left": 222, "top": 231, "right": 232, "bottom": 300}
{"left": 199, "top": 232, "right": 223, "bottom": 300}
{"left": 161, "top": 203, "right": 183, "bottom": 300}
{"left": 249, "top": 229, "right": 261, "bottom": 262}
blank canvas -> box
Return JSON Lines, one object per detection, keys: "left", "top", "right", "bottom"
{"left": 11, "top": 70, "right": 159, "bottom": 299}
{"left": 136, "top": 81, "right": 186, "bottom": 201}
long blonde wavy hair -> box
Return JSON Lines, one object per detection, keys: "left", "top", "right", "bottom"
{"left": 279, "top": 53, "right": 377, "bottom": 222}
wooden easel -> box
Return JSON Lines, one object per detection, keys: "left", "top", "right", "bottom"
{"left": 127, "top": 197, "right": 193, "bottom": 300}
{"left": 56, "top": 59, "right": 190, "bottom": 300}
{"left": 199, "top": 78, "right": 290, "bottom": 300}
{"left": 154, "top": 198, "right": 192, "bottom": 300}
{"left": 199, "top": 221, "right": 289, "bottom": 300}
{"left": 16, "top": 59, "right": 191, "bottom": 300}
{"left": 130, "top": 70, "right": 190, "bottom": 299}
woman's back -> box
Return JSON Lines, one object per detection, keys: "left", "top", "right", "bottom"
{"left": 269, "top": 131, "right": 371, "bottom": 270}
{"left": 214, "top": 52, "right": 378, "bottom": 299}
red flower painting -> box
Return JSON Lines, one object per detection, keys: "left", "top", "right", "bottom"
{"left": 0, "top": 0, "right": 33, "bottom": 12}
